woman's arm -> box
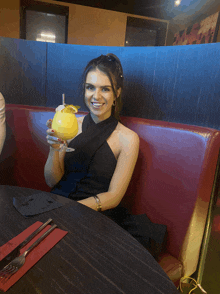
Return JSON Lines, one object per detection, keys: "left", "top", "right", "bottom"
{"left": 44, "top": 146, "right": 66, "bottom": 187}
{"left": 0, "top": 93, "right": 6, "bottom": 155}
{"left": 78, "top": 129, "right": 140, "bottom": 211}
{"left": 44, "top": 119, "right": 66, "bottom": 187}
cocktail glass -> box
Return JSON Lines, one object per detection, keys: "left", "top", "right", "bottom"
{"left": 51, "top": 104, "right": 80, "bottom": 141}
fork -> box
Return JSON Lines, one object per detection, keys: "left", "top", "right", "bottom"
{"left": 0, "top": 224, "right": 57, "bottom": 280}
{"left": 0, "top": 218, "right": 53, "bottom": 271}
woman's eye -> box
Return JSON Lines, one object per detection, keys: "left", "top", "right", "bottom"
{"left": 85, "top": 85, "right": 94, "bottom": 90}
{"left": 102, "top": 87, "right": 110, "bottom": 92}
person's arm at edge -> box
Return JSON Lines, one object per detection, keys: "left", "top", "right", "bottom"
{"left": 0, "top": 93, "right": 6, "bottom": 155}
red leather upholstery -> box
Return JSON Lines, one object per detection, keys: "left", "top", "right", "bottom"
{"left": 1, "top": 105, "right": 53, "bottom": 191}
{"left": 120, "top": 116, "right": 220, "bottom": 285}
{"left": 121, "top": 116, "right": 219, "bottom": 255}
{"left": 1, "top": 104, "right": 220, "bottom": 287}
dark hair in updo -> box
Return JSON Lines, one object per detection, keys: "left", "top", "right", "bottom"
{"left": 82, "top": 53, "right": 124, "bottom": 121}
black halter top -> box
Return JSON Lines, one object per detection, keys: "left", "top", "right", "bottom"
{"left": 51, "top": 113, "right": 118, "bottom": 200}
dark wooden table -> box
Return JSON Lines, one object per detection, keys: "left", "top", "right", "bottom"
{"left": 0, "top": 185, "right": 179, "bottom": 294}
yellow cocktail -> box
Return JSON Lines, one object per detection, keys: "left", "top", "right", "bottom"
{"left": 52, "top": 104, "right": 80, "bottom": 140}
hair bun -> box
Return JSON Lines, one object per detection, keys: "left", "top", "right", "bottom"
{"left": 106, "top": 53, "right": 119, "bottom": 63}
{"left": 106, "top": 53, "right": 123, "bottom": 78}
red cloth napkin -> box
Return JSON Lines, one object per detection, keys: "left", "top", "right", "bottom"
{"left": 0, "top": 221, "right": 68, "bottom": 292}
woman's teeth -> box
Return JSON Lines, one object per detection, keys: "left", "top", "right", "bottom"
{"left": 92, "top": 102, "right": 103, "bottom": 107}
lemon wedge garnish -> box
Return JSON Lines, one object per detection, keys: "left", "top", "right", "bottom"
{"left": 61, "top": 104, "right": 80, "bottom": 114}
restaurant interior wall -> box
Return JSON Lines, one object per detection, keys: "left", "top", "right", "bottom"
{"left": 0, "top": 0, "right": 220, "bottom": 46}
{"left": 0, "top": 0, "right": 168, "bottom": 46}
{"left": 0, "top": 0, "right": 20, "bottom": 39}
{"left": 1, "top": 36, "right": 220, "bottom": 130}
{"left": 29, "top": 0, "right": 220, "bottom": 46}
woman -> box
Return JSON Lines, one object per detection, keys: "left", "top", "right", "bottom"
{"left": 44, "top": 55, "right": 179, "bottom": 293}
{"left": 0, "top": 93, "right": 6, "bottom": 155}
{"left": 44, "top": 54, "right": 167, "bottom": 260}
{"left": 44, "top": 54, "right": 139, "bottom": 212}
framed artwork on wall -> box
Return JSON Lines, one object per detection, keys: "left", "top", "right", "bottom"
{"left": 173, "top": 11, "right": 220, "bottom": 45}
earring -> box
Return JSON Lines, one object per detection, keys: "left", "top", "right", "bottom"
{"left": 113, "top": 100, "right": 116, "bottom": 106}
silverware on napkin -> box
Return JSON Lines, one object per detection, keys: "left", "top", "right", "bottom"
{"left": 0, "top": 224, "right": 57, "bottom": 279}
{"left": 0, "top": 218, "right": 53, "bottom": 271}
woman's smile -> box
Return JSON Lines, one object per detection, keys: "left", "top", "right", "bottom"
{"left": 91, "top": 101, "right": 105, "bottom": 108}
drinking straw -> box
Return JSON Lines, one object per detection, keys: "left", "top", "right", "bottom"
{"left": 62, "top": 94, "right": 65, "bottom": 105}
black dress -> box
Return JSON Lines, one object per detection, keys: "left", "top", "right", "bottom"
{"left": 51, "top": 113, "right": 167, "bottom": 260}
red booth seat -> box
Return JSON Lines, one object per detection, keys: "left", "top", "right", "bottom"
{"left": 1, "top": 104, "right": 220, "bottom": 288}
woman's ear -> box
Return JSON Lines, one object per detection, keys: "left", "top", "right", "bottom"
{"left": 117, "top": 87, "right": 122, "bottom": 98}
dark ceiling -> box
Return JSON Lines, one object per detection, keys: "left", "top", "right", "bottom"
{"left": 55, "top": 0, "right": 176, "bottom": 20}
{"left": 54, "top": 0, "right": 219, "bottom": 26}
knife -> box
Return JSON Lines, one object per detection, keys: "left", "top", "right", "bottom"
{"left": 0, "top": 218, "right": 53, "bottom": 270}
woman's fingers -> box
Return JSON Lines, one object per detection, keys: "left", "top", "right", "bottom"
{"left": 46, "top": 119, "right": 53, "bottom": 128}
{"left": 46, "top": 134, "right": 63, "bottom": 144}
{"left": 47, "top": 136, "right": 65, "bottom": 150}
{"left": 47, "top": 128, "right": 55, "bottom": 135}
{"left": 46, "top": 119, "right": 66, "bottom": 148}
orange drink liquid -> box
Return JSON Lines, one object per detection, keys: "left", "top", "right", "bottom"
{"left": 52, "top": 105, "right": 79, "bottom": 140}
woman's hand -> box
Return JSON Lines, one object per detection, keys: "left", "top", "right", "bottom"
{"left": 46, "top": 119, "right": 65, "bottom": 150}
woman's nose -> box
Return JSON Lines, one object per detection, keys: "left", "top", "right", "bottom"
{"left": 93, "top": 89, "right": 102, "bottom": 99}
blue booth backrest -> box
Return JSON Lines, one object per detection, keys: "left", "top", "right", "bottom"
{"left": 0, "top": 37, "right": 220, "bottom": 129}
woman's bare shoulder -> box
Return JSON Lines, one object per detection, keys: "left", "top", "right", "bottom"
{"left": 117, "top": 122, "right": 139, "bottom": 138}
{"left": 117, "top": 122, "right": 139, "bottom": 151}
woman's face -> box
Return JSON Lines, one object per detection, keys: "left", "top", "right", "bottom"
{"left": 85, "top": 69, "right": 117, "bottom": 123}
